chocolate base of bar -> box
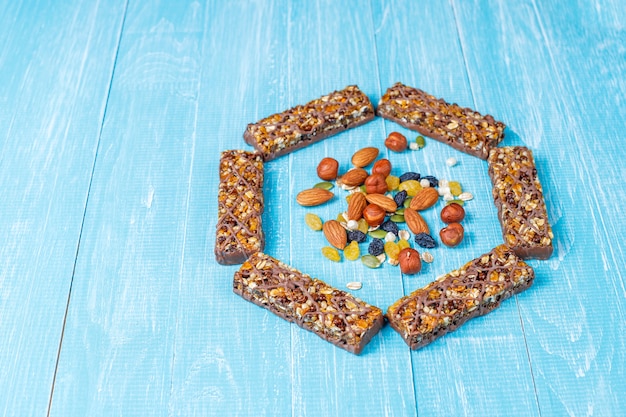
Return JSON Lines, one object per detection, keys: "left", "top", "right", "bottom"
{"left": 376, "top": 110, "right": 492, "bottom": 159}
{"left": 233, "top": 252, "right": 385, "bottom": 355}
{"left": 244, "top": 113, "right": 375, "bottom": 161}
{"left": 388, "top": 277, "right": 532, "bottom": 350}
{"left": 235, "top": 285, "right": 384, "bottom": 354}
{"left": 385, "top": 245, "right": 535, "bottom": 350}
{"left": 215, "top": 240, "right": 264, "bottom": 266}
{"left": 376, "top": 83, "right": 506, "bottom": 160}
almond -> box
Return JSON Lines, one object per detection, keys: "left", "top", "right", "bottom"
{"left": 365, "top": 193, "right": 397, "bottom": 213}
{"left": 296, "top": 188, "right": 334, "bottom": 206}
{"left": 351, "top": 147, "right": 379, "bottom": 168}
{"left": 347, "top": 192, "right": 367, "bottom": 220}
{"left": 340, "top": 168, "right": 369, "bottom": 187}
{"left": 404, "top": 208, "right": 430, "bottom": 234}
{"left": 409, "top": 187, "right": 439, "bottom": 211}
{"left": 322, "top": 219, "right": 347, "bottom": 250}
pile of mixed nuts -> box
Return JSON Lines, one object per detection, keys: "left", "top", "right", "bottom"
{"left": 296, "top": 132, "right": 473, "bottom": 279}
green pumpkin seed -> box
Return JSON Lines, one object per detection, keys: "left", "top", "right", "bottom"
{"left": 314, "top": 181, "right": 334, "bottom": 190}
{"left": 395, "top": 208, "right": 405, "bottom": 215}
{"left": 361, "top": 255, "right": 381, "bottom": 269}
{"left": 446, "top": 199, "right": 464, "bottom": 206}
{"left": 368, "top": 229, "right": 388, "bottom": 239}
{"left": 404, "top": 197, "right": 413, "bottom": 208}
{"left": 415, "top": 135, "right": 426, "bottom": 148}
{"left": 390, "top": 214, "right": 405, "bottom": 223}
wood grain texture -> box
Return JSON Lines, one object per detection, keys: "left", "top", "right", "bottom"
{"left": 1, "top": 1, "right": 625, "bottom": 416}
{"left": 0, "top": 1, "right": 125, "bottom": 415}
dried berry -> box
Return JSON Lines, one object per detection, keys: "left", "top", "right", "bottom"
{"left": 347, "top": 230, "right": 367, "bottom": 243}
{"left": 421, "top": 175, "right": 439, "bottom": 187}
{"left": 368, "top": 238, "right": 385, "bottom": 256}
{"left": 400, "top": 172, "right": 420, "bottom": 182}
{"left": 380, "top": 220, "right": 399, "bottom": 236}
{"left": 414, "top": 232, "right": 437, "bottom": 249}
{"left": 393, "top": 190, "right": 408, "bottom": 207}
{"left": 344, "top": 240, "right": 360, "bottom": 261}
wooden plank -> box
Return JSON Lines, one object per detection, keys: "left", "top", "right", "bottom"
{"left": 0, "top": 1, "right": 125, "bottom": 416}
{"left": 47, "top": 2, "right": 205, "bottom": 416}
{"left": 167, "top": 1, "right": 294, "bottom": 415}
{"left": 284, "top": 2, "right": 417, "bottom": 416}
{"left": 448, "top": 2, "right": 626, "bottom": 415}
{"left": 452, "top": 0, "right": 626, "bottom": 415}
{"left": 372, "top": 1, "right": 541, "bottom": 416}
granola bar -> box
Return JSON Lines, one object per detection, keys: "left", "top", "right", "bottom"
{"left": 244, "top": 85, "right": 375, "bottom": 161}
{"left": 215, "top": 150, "right": 264, "bottom": 265}
{"left": 488, "top": 146, "right": 554, "bottom": 259}
{"left": 233, "top": 252, "right": 384, "bottom": 355}
{"left": 386, "top": 245, "right": 534, "bottom": 350}
{"left": 376, "top": 82, "right": 506, "bottom": 159}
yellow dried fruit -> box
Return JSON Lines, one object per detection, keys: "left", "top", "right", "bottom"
{"left": 448, "top": 181, "right": 462, "bottom": 196}
{"left": 321, "top": 246, "right": 341, "bottom": 262}
{"left": 397, "top": 239, "right": 411, "bottom": 251}
{"left": 384, "top": 241, "right": 400, "bottom": 260}
{"left": 344, "top": 241, "right": 360, "bottom": 261}
{"left": 385, "top": 175, "right": 400, "bottom": 191}
{"left": 398, "top": 179, "right": 422, "bottom": 196}
{"left": 304, "top": 213, "right": 323, "bottom": 231}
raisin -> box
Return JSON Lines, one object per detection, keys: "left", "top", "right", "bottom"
{"left": 400, "top": 172, "right": 421, "bottom": 182}
{"left": 380, "top": 220, "right": 399, "bottom": 236}
{"left": 368, "top": 238, "right": 385, "bottom": 256}
{"left": 415, "top": 232, "right": 437, "bottom": 248}
{"left": 421, "top": 175, "right": 439, "bottom": 187}
{"left": 347, "top": 230, "right": 367, "bottom": 243}
{"left": 393, "top": 190, "right": 408, "bottom": 207}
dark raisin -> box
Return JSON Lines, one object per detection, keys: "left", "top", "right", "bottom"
{"left": 415, "top": 232, "right": 437, "bottom": 248}
{"left": 368, "top": 238, "right": 385, "bottom": 256}
{"left": 347, "top": 230, "right": 367, "bottom": 243}
{"left": 380, "top": 220, "right": 399, "bottom": 236}
{"left": 393, "top": 190, "right": 408, "bottom": 207}
{"left": 400, "top": 172, "right": 420, "bottom": 182}
{"left": 421, "top": 175, "right": 438, "bottom": 187}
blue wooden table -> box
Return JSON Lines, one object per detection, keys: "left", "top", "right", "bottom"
{"left": 1, "top": 1, "right": 625, "bottom": 416}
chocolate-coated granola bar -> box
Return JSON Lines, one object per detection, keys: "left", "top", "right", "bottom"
{"left": 244, "top": 85, "right": 375, "bottom": 161}
{"left": 215, "top": 150, "right": 264, "bottom": 265}
{"left": 233, "top": 252, "right": 384, "bottom": 354}
{"left": 376, "top": 82, "right": 505, "bottom": 159}
{"left": 386, "top": 245, "right": 534, "bottom": 350}
{"left": 488, "top": 146, "right": 554, "bottom": 259}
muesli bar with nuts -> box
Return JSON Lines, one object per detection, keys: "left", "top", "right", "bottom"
{"left": 233, "top": 252, "right": 384, "bottom": 354}
{"left": 386, "top": 245, "right": 534, "bottom": 350}
{"left": 244, "top": 85, "right": 375, "bottom": 161}
{"left": 488, "top": 146, "right": 554, "bottom": 259}
{"left": 215, "top": 150, "right": 264, "bottom": 265}
{"left": 376, "top": 82, "right": 506, "bottom": 159}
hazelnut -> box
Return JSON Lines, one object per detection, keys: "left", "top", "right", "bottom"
{"left": 372, "top": 158, "right": 392, "bottom": 177}
{"left": 439, "top": 223, "right": 464, "bottom": 247}
{"left": 362, "top": 203, "right": 386, "bottom": 227}
{"left": 385, "top": 132, "right": 407, "bottom": 152}
{"left": 440, "top": 203, "right": 465, "bottom": 224}
{"left": 364, "top": 174, "right": 388, "bottom": 194}
{"left": 316, "top": 157, "right": 339, "bottom": 180}
{"left": 398, "top": 248, "right": 422, "bottom": 275}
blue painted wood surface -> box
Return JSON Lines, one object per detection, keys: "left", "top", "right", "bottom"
{"left": 1, "top": 1, "right": 624, "bottom": 416}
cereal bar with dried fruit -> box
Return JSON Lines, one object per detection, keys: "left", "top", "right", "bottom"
{"left": 376, "top": 82, "right": 505, "bottom": 159}
{"left": 244, "top": 85, "right": 375, "bottom": 161}
{"left": 488, "top": 146, "right": 554, "bottom": 259}
{"left": 233, "top": 252, "right": 384, "bottom": 354}
{"left": 386, "top": 245, "right": 534, "bottom": 350}
{"left": 215, "top": 150, "right": 264, "bottom": 265}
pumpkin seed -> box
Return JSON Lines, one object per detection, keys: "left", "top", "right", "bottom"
{"left": 415, "top": 135, "right": 426, "bottom": 148}
{"left": 368, "top": 229, "right": 388, "bottom": 239}
{"left": 390, "top": 214, "right": 405, "bottom": 223}
{"left": 361, "top": 254, "right": 382, "bottom": 268}
{"left": 446, "top": 199, "right": 464, "bottom": 206}
{"left": 314, "top": 181, "right": 334, "bottom": 190}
